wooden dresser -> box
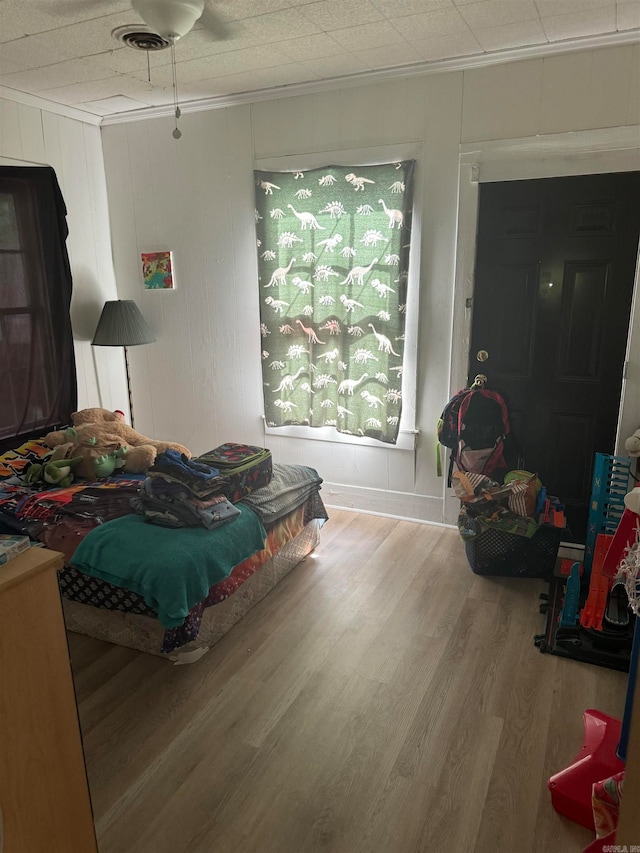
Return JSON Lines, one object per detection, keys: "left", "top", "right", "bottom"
{"left": 0, "top": 547, "right": 98, "bottom": 853}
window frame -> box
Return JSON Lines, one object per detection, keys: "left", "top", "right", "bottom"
{"left": 254, "top": 142, "right": 422, "bottom": 451}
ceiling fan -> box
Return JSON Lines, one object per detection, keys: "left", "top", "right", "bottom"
{"left": 123, "top": 1, "right": 231, "bottom": 138}
{"left": 44, "top": 0, "right": 228, "bottom": 43}
{"left": 130, "top": 0, "right": 222, "bottom": 43}
{"left": 49, "top": 0, "right": 231, "bottom": 134}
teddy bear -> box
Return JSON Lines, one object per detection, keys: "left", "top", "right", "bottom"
{"left": 45, "top": 408, "right": 191, "bottom": 480}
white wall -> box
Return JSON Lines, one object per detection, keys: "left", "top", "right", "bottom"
{"left": 97, "top": 43, "right": 639, "bottom": 525}
{"left": 103, "top": 46, "right": 640, "bottom": 521}
{"left": 0, "top": 98, "right": 128, "bottom": 415}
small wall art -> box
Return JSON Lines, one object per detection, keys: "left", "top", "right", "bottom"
{"left": 141, "top": 250, "right": 175, "bottom": 290}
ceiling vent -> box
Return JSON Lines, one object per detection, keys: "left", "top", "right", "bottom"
{"left": 111, "top": 25, "right": 171, "bottom": 51}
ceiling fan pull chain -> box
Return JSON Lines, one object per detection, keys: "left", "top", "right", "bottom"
{"left": 171, "top": 43, "right": 182, "bottom": 139}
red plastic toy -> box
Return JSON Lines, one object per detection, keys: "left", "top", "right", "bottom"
{"left": 548, "top": 709, "right": 624, "bottom": 831}
{"left": 580, "top": 534, "right": 614, "bottom": 631}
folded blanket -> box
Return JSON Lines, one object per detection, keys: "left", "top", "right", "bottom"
{"left": 71, "top": 503, "right": 266, "bottom": 628}
{"left": 240, "top": 463, "right": 323, "bottom": 524}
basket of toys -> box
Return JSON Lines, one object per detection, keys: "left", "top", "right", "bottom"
{"left": 455, "top": 470, "right": 562, "bottom": 579}
{"left": 465, "top": 523, "right": 562, "bottom": 578}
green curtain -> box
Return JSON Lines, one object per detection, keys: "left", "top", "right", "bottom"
{"left": 254, "top": 161, "right": 414, "bottom": 445}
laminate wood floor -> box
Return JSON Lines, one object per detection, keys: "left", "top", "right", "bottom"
{"left": 68, "top": 509, "right": 628, "bottom": 853}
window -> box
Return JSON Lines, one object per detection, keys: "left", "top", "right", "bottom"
{"left": 0, "top": 167, "right": 77, "bottom": 450}
{"left": 254, "top": 160, "right": 415, "bottom": 446}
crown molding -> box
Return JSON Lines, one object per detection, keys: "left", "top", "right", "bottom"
{"left": 2, "top": 28, "right": 639, "bottom": 127}
{"left": 100, "top": 28, "right": 640, "bottom": 126}
{"left": 0, "top": 86, "right": 103, "bottom": 125}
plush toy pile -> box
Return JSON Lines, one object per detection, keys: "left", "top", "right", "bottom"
{"left": 45, "top": 408, "right": 191, "bottom": 480}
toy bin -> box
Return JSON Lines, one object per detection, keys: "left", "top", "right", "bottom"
{"left": 465, "top": 524, "right": 562, "bottom": 578}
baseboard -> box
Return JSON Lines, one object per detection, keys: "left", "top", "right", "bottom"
{"left": 322, "top": 481, "right": 445, "bottom": 525}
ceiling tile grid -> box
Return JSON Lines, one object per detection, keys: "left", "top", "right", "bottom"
{"left": 0, "top": 0, "right": 637, "bottom": 116}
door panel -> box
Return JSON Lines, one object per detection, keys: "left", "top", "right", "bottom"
{"left": 559, "top": 262, "right": 608, "bottom": 380}
{"left": 493, "top": 264, "right": 537, "bottom": 377}
{"left": 470, "top": 172, "right": 640, "bottom": 542}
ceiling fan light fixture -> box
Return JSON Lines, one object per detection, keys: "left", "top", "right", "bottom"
{"left": 131, "top": 0, "right": 205, "bottom": 42}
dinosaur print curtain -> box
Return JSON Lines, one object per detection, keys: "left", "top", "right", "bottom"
{"left": 254, "top": 161, "right": 415, "bottom": 445}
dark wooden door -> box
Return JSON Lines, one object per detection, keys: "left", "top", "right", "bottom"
{"left": 470, "top": 172, "right": 640, "bottom": 542}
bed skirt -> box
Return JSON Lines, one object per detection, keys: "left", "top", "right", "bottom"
{"left": 63, "top": 518, "right": 321, "bottom": 663}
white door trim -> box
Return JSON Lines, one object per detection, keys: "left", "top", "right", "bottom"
{"left": 450, "top": 126, "right": 640, "bottom": 469}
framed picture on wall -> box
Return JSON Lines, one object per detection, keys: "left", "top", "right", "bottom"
{"left": 141, "top": 250, "right": 175, "bottom": 290}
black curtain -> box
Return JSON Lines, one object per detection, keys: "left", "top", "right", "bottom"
{"left": 0, "top": 166, "right": 77, "bottom": 452}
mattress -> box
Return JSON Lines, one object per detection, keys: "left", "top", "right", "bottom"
{"left": 0, "top": 439, "right": 328, "bottom": 661}
{"left": 63, "top": 518, "right": 321, "bottom": 663}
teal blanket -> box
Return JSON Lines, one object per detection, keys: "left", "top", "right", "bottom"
{"left": 71, "top": 505, "right": 266, "bottom": 629}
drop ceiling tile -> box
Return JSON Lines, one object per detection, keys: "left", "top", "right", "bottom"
{"left": 115, "top": 87, "right": 180, "bottom": 107}
{"left": 78, "top": 94, "right": 152, "bottom": 115}
{"left": 458, "top": 0, "right": 540, "bottom": 28}
{"left": 617, "top": 0, "right": 640, "bottom": 29}
{"left": 535, "top": 0, "right": 614, "bottom": 15}
{"left": 276, "top": 32, "right": 347, "bottom": 61}
{"left": 128, "top": 64, "right": 174, "bottom": 87}
{"left": 303, "top": 0, "right": 385, "bottom": 30}
{"left": 257, "top": 61, "right": 321, "bottom": 87}
{"left": 541, "top": 5, "right": 616, "bottom": 39}
{"left": 0, "top": 34, "right": 78, "bottom": 69}
{"left": 223, "top": 8, "right": 322, "bottom": 46}
{"left": 34, "top": 1, "right": 132, "bottom": 26}
{"left": 300, "top": 52, "right": 372, "bottom": 77}
{"left": 90, "top": 47, "right": 152, "bottom": 74}
{"left": 372, "top": 0, "right": 453, "bottom": 17}
{"left": 0, "top": 54, "right": 28, "bottom": 76}
{"left": 39, "top": 74, "right": 155, "bottom": 105}
{"left": 177, "top": 20, "right": 257, "bottom": 53}
{"left": 409, "top": 29, "right": 483, "bottom": 58}
{"left": 131, "top": 45, "right": 287, "bottom": 87}
{"left": 191, "top": 64, "right": 316, "bottom": 97}
{"left": 392, "top": 6, "right": 471, "bottom": 39}
{"left": 165, "top": 28, "right": 246, "bottom": 62}
{"left": 474, "top": 17, "right": 547, "bottom": 50}
{"left": 0, "top": 0, "right": 65, "bottom": 43}
{"left": 330, "top": 20, "right": 408, "bottom": 50}
{"left": 204, "top": 0, "right": 298, "bottom": 24}
{"left": 352, "top": 39, "right": 423, "bottom": 66}
{"left": 1, "top": 57, "right": 117, "bottom": 93}
{"left": 29, "top": 11, "right": 149, "bottom": 59}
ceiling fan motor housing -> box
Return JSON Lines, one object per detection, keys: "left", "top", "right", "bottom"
{"left": 131, "top": 0, "right": 205, "bottom": 42}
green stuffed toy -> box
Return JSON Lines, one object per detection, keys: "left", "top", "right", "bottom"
{"left": 48, "top": 428, "right": 131, "bottom": 480}
{"left": 24, "top": 456, "right": 83, "bottom": 488}
{"left": 93, "top": 444, "right": 128, "bottom": 478}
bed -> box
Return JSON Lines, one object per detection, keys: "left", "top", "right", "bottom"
{"left": 0, "top": 440, "right": 327, "bottom": 663}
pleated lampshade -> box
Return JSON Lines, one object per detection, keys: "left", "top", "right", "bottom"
{"left": 92, "top": 300, "right": 156, "bottom": 347}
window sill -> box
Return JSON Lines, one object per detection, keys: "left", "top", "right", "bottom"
{"left": 262, "top": 418, "right": 418, "bottom": 451}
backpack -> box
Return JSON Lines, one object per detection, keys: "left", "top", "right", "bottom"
{"left": 437, "top": 386, "right": 510, "bottom": 485}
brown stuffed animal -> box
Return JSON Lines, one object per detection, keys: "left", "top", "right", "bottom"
{"left": 45, "top": 408, "right": 191, "bottom": 479}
